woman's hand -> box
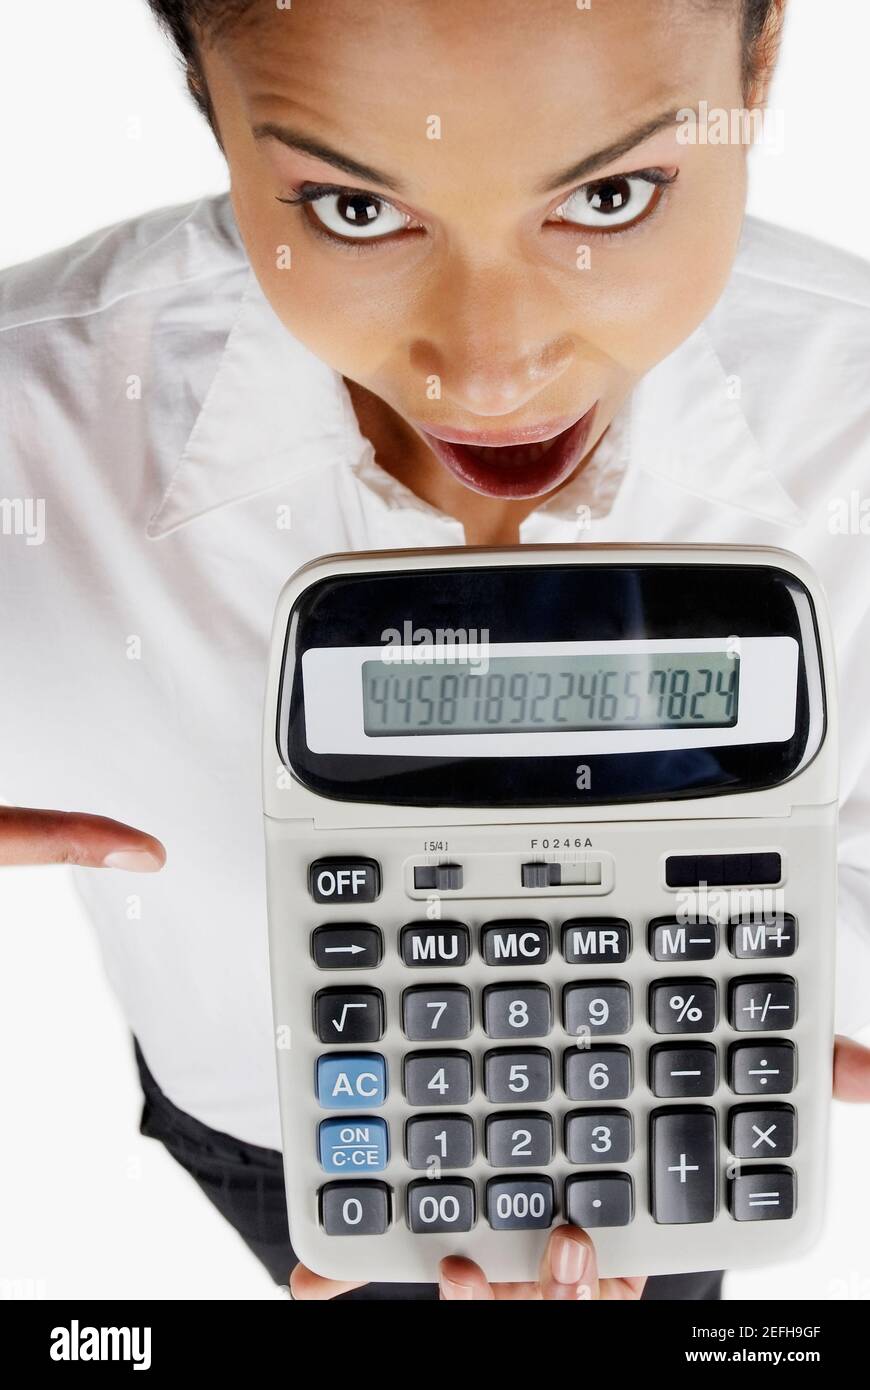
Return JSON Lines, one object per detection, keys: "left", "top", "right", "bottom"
{"left": 291, "top": 1035, "right": 870, "bottom": 1301}
{"left": 291, "top": 1222, "right": 646, "bottom": 1301}
{"left": 0, "top": 805, "right": 165, "bottom": 872}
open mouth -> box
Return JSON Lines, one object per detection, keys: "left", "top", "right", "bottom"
{"left": 415, "top": 404, "right": 599, "bottom": 500}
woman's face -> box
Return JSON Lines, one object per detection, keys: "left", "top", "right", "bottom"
{"left": 199, "top": 0, "right": 756, "bottom": 503}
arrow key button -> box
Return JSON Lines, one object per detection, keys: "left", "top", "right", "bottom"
{"left": 312, "top": 926, "right": 383, "bottom": 970}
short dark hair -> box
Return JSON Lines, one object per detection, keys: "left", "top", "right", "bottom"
{"left": 146, "top": 0, "right": 782, "bottom": 126}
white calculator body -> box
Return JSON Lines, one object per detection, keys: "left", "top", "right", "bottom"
{"left": 262, "top": 545, "right": 837, "bottom": 1283}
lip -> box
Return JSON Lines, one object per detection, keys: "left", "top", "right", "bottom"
{"left": 412, "top": 403, "right": 599, "bottom": 500}
{"left": 416, "top": 413, "right": 586, "bottom": 447}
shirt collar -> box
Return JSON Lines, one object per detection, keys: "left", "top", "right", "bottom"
{"left": 146, "top": 265, "right": 806, "bottom": 539}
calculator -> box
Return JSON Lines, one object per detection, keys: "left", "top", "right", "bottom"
{"left": 262, "top": 544, "right": 837, "bottom": 1283}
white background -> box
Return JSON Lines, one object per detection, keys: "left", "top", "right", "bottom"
{"left": 1, "top": 0, "right": 869, "bottom": 1301}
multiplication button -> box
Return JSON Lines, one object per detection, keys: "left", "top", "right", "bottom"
{"left": 729, "top": 1105, "right": 795, "bottom": 1158}
{"left": 320, "top": 1181, "right": 391, "bottom": 1236}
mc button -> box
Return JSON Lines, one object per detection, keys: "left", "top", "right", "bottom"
{"left": 309, "top": 858, "right": 381, "bottom": 904}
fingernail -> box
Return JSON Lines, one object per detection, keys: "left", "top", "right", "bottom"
{"left": 551, "top": 1234, "right": 588, "bottom": 1286}
{"left": 102, "top": 850, "right": 163, "bottom": 873}
{"left": 439, "top": 1274, "right": 475, "bottom": 1300}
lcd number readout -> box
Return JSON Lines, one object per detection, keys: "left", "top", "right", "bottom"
{"left": 362, "top": 652, "right": 739, "bottom": 735}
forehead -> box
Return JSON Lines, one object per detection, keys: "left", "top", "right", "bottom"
{"left": 208, "top": 0, "right": 740, "bottom": 187}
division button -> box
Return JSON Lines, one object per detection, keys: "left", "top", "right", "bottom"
{"left": 312, "top": 925, "right": 383, "bottom": 969}
{"left": 565, "top": 1173, "right": 634, "bottom": 1228}
{"left": 320, "top": 1181, "right": 391, "bottom": 1235}
{"left": 413, "top": 863, "right": 464, "bottom": 891}
{"left": 729, "top": 1042, "right": 796, "bottom": 1095}
{"left": 486, "top": 1176, "right": 555, "bottom": 1230}
{"left": 316, "top": 1053, "right": 387, "bottom": 1108}
{"left": 521, "top": 862, "right": 562, "bottom": 889}
{"left": 308, "top": 857, "right": 380, "bottom": 904}
{"left": 318, "top": 1116, "right": 389, "bottom": 1173}
{"left": 407, "top": 1178, "right": 476, "bottom": 1233}
{"left": 314, "top": 987, "right": 385, "bottom": 1044}
{"left": 650, "top": 1107, "right": 717, "bottom": 1224}
{"left": 729, "top": 1166, "right": 796, "bottom": 1221}
{"left": 729, "top": 1105, "right": 796, "bottom": 1159}
{"left": 561, "top": 918, "right": 631, "bottom": 964}
{"left": 400, "top": 922, "right": 470, "bottom": 968}
{"left": 649, "top": 1043, "right": 718, "bottom": 1099}
{"left": 729, "top": 976, "right": 797, "bottom": 1031}
{"left": 648, "top": 917, "right": 718, "bottom": 962}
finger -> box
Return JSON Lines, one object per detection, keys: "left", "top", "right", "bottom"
{"left": 539, "top": 1225, "right": 599, "bottom": 1301}
{"left": 0, "top": 806, "right": 165, "bottom": 871}
{"left": 439, "top": 1255, "right": 495, "bottom": 1300}
{"left": 599, "top": 1274, "right": 648, "bottom": 1301}
{"left": 289, "top": 1263, "right": 367, "bottom": 1300}
{"left": 833, "top": 1034, "right": 870, "bottom": 1102}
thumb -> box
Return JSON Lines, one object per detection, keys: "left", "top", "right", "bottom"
{"left": 0, "top": 806, "right": 165, "bottom": 872}
{"left": 833, "top": 1034, "right": 870, "bottom": 1102}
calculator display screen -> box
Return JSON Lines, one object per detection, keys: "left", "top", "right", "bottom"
{"left": 361, "top": 651, "right": 739, "bottom": 736}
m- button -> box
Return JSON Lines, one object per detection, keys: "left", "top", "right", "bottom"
{"left": 309, "top": 858, "right": 381, "bottom": 904}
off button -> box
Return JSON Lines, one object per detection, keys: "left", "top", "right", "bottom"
{"left": 309, "top": 858, "right": 381, "bottom": 904}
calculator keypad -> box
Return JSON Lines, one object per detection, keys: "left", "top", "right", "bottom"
{"left": 309, "top": 859, "right": 805, "bottom": 1242}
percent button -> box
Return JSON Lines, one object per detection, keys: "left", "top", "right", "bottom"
{"left": 649, "top": 979, "right": 718, "bottom": 1034}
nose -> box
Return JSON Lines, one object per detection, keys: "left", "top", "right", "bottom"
{"left": 409, "top": 260, "right": 577, "bottom": 418}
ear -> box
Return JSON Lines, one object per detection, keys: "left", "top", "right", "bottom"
{"left": 745, "top": 0, "right": 788, "bottom": 109}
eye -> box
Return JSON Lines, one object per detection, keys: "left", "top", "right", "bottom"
{"left": 277, "top": 183, "right": 414, "bottom": 242}
{"left": 549, "top": 170, "right": 673, "bottom": 233}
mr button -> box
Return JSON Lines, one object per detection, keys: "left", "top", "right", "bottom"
{"left": 309, "top": 858, "right": 381, "bottom": 904}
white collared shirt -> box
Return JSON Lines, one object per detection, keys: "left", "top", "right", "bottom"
{"left": 1, "top": 193, "right": 869, "bottom": 1147}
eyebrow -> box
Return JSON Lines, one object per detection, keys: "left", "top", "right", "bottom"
{"left": 253, "top": 106, "right": 681, "bottom": 199}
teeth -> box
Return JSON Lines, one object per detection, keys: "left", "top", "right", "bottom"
{"left": 463, "top": 439, "right": 554, "bottom": 466}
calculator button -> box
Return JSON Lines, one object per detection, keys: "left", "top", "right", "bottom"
{"left": 318, "top": 1116, "right": 389, "bottom": 1174}
{"left": 564, "top": 1045, "right": 632, "bottom": 1101}
{"left": 402, "top": 986, "right": 472, "bottom": 1041}
{"left": 309, "top": 858, "right": 380, "bottom": 904}
{"left": 521, "top": 862, "right": 561, "bottom": 888}
{"left": 405, "top": 1114, "right": 475, "bottom": 1170}
{"left": 564, "top": 1109, "right": 633, "bottom": 1164}
{"left": 648, "top": 917, "right": 718, "bottom": 962}
{"left": 650, "top": 1107, "right": 718, "bottom": 1224}
{"left": 311, "top": 925, "right": 383, "bottom": 969}
{"left": 485, "top": 1112, "right": 554, "bottom": 1167}
{"left": 481, "top": 920, "right": 550, "bottom": 966}
{"left": 563, "top": 982, "right": 632, "bottom": 1037}
{"left": 728, "top": 914, "right": 797, "bottom": 959}
{"left": 561, "top": 918, "right": 631, "bottom": 964}
{"left": 565, "top": 1173, "right": 634, "bottom": 1228}
{"left": 729, "top": 1105, "right": 796, "bottom": 1158}
{"left": 728, "top": 1166, "right": 796, "bottom": 1221}
{"left": 400, "top": 922, "right": 470, "bottom": 968}
{"left": 413, "top": 863, "right": 463, "bottom": 891}
{"left": 486, "top": 1176, "right": 555, "bottom": 1230}
{"left": 649, "top": 979, "right": 718, "bottom": 1034}
{"left": 320, "top": 1181, "right": 391, "bottom": 1235}
{"left": 483, "top": 983, "right": 552, "bottom": 1039}
{"left": 484, "top": 1048, "right": 553, "bottom": 1103}
{"left": 729, "top": 1041, "right": 796, "bottom": 1094}
{"left": 729, "top": 976, "right": 797, "bottom": 1031}
{"left": 316, "top": 1053, "right": 387, "bottom": 1108}
{"left": 404, "top": 1051, "right": 473, "bottom": 1106}
{"left": 315, "top": 988, "right": 385, "bottom": 1044}
{"left": 649, "top": 1043, "right": 718, "bottom": 1098}
{"left": 407, "top": 1178, "right": 476, "bottom": 1233}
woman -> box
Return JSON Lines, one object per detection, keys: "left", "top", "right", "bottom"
{"left": 1, "top": 0, "right": 869, "bottom": 1301}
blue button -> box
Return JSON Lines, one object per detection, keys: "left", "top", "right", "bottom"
{"left": 319, "top": 1117, "right": 389, "bottom": 1173}
{"left": 317, "top": 1054, "right": 387, "bottom": 1109}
